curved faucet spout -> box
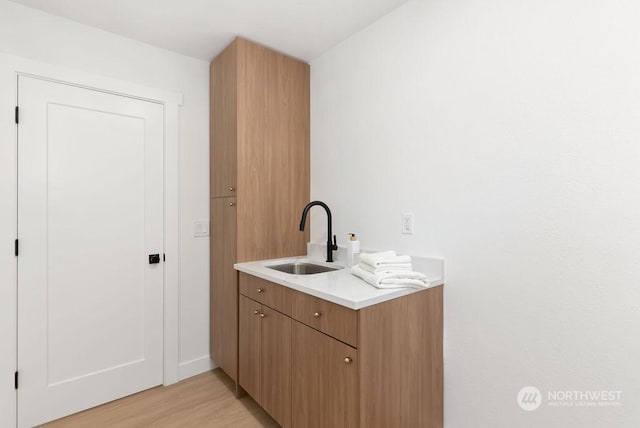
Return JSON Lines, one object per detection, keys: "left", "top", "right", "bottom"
{"left": 299, "top": 201, "right": 337, "bottom": 262}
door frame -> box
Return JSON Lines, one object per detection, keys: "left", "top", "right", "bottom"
{"left": 0, "top": 53, "right": 183, "bottom": 428}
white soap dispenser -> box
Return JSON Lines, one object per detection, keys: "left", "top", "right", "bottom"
{"left": 346, "top": 233, "right": 360, "bottom": 268}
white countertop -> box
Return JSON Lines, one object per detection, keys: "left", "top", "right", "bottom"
{"left": 234, "top": 245, "right": 444, "bottom": 310}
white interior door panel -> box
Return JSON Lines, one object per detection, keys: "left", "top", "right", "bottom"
{"left": 17, "top": 76, "right": 164, "bottom": 427}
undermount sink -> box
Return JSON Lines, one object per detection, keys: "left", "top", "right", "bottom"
{"left": 267, "top": 261, "right": 341, "bottom": 275}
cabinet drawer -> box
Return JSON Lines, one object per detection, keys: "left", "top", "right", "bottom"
{"left": 292, "top": 292, "right": 358, "bottom": 347}
{"left": 239, "top": 273, "right": 293, "bottom": 316}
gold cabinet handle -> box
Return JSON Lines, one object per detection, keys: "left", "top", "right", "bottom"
{"left": 257, "top": 288, "right": 263, "bottom": 293}
{"left": 260, "top": 313, "right": 266, "bottom": 318}
{"left": 253, "top": 310, "right": 259, "bottom": 315}
{"left": 229, "top": 202, "right": 235, "bottom": 207}
{"left": 344, "top": 357, "right": 353, "bottom": 364}
{"left": 313, "top": 312, "right": 322, "bottom": 318}
{"left": 229, "top": 187, "right": 235, "bottom": 192}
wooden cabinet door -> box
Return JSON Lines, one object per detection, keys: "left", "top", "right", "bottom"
{"left": 292, "top": 321, "right": 358, "bottom": 428}
{"left": 210, "top": 40, "right": 237, "bottom": 198}
{"left": 234, "top": 38, "right": 309, "bottom": 262}
{"left": 261, "top": 306, "right": 292, "bottom": 428}
{"left": 210, "top": 197, "right": 237, "bottom": 380}
{"left": 238, "top": 295, "right": 261, "bottom": 401}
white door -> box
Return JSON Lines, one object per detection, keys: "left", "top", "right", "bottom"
{"left": 17, "top": 76, "right": 164, "bottom": 428}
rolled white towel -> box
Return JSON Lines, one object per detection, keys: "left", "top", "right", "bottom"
{"left": 359, "top": 262, "right": 412, "bottom": 275}
{"left": 360, "top": 251, "right": 412, "bottom": 268}
{"left": 351, "top": 265, "right": 430, "bottom": 289}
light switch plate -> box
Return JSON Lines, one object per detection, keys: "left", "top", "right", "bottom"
{"left": 193, "top": 220, "right": 210, "bottom": 237}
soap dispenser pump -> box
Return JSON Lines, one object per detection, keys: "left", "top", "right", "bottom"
{"left": 346, "top": 233, "right": 360, "bottom": 268}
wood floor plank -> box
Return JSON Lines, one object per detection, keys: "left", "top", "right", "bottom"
{"left": 40, "top": 369, "right": 278, "bottom": 428}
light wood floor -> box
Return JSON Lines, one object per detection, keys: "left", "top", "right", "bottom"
{"left": 40, "top": 369, "right": 278, "bottom": 427}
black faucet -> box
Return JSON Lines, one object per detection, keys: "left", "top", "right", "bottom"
{"left": 299, "top": 201, "right": 338, "bottom": 263}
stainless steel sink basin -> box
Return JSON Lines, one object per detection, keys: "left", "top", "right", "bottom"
{"left": 266, "top": 262, "right": 341, "bottom": 275}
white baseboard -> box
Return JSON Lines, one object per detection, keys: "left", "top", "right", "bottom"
{"left": 178, "top": 355, "right": 217, "bottom": 381}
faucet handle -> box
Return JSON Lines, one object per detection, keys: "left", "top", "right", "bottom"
{"left": 332, "top": 235, "right": 338, "bottom": 250}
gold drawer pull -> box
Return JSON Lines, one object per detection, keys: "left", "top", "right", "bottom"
{"left": 253, "top": 310, "right": 259, "bottom": 315}
{"left": 344, "top": 357, "right": 353, "bottom": 364}
{"left": 229, "top": 187, "right": 235, "bottom": 192}
{"left": 260, "top": 313, "right": 266, "bottom": 318}
{"left": 229, "top": 202, "right": 235, "bottom": 207}
{"left": 257, "top": 288, "right": 264, "bottom": 293}
{"left": 313, "top": 312, "right": 322, "bottom": 318}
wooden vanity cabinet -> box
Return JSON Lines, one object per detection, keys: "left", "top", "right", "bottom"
{"left": 238, "top": 272, "right": 444, "bottom": 428}
{"left": 210, "top": 36, "right": 309, "bottom": 384}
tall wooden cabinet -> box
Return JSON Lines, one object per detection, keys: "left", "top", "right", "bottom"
{"left": 210, "top": 37, "right": 310, "bottom": 383}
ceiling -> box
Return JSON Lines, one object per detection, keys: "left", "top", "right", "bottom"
{"left": 9, "top": 0, "right": 408, "bottom": 62}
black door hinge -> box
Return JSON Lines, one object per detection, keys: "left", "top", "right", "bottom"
{"left": 14, "top": 239, "right": 18, "bottom": 256}
{"left": 14, "top": 371, "right": 18, "bottom": 390}
{"left": 15, "top": 106, "right": 19, "bottom": 124}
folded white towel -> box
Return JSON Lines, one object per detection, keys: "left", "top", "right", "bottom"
{"left": 359, "top": 262, "right": 413, "bottom": 275}
{"left": 359, "top": 251, "right": 412, "bottom": 268}
{"left": 351, "top": 265, "right": 430, "bottom": 289}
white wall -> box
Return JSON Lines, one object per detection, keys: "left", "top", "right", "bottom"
{"left": 0, "top": 0, "right": 212, "bottom": 398}
{"left": 310, "top": 0, "right": 640, "bottom": 426}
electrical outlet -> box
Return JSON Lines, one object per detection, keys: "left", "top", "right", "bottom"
{"left": 193, "top": 220, "right": 210, "bottom": 237}
{"left": 401, "top": 213, "right": 414, "bottom": 235}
